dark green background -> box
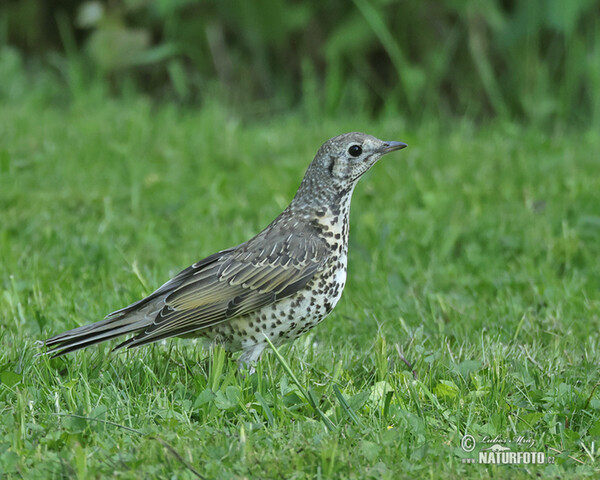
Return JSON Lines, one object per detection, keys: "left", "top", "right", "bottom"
{"left": 3, "top": 0, "right": 600, "bottom": 124}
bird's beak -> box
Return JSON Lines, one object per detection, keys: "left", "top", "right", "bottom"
{"left": 381, "top": 141, "right": 408, "bottom": 154}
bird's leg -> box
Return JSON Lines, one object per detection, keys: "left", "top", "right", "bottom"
{"left": 237, "top": 342, "right": 267, "bottom": 373}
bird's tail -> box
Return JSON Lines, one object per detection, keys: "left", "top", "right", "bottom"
{"left": 38, "top": 299, "right": 164, "bottom": 357}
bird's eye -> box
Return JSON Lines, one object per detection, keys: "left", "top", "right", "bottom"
{"left": 348, "top": 145, "right": 362, "bottom": 157}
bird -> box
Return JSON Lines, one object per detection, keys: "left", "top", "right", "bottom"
{"left": 41, "top": 132, "right": 407, "bottom": 365}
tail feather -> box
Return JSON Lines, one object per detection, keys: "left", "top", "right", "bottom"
{"left": 38, "top": 248, "right": 234, "bottom": 357}
{"left": 41, "top": 300, "right": 165, "bottom": 357}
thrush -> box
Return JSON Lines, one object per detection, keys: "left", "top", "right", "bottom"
{"left": 42, "top": 133, "right": 407, "bottom": 364}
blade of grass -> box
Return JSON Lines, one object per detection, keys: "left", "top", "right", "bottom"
{"left": 263, "top": 335, "right": 337, "bottom": 432}
{"left": 254, "top": 391, "right": 275, "bottom": 427}
{"left": 332, "top": 384, "right": 364, "bottom": 427}
{"left": 352, "top": 0, "right": 421, "bottom": 113}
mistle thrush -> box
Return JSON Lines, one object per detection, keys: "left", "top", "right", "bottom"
{"left": 42, "top": 133, "right": 407, "bottom": 364}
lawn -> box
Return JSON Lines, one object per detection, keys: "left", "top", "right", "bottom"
{"left": 1, "top": 90, "right": 599, "bottom": 478}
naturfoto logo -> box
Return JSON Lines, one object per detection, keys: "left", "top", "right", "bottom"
{"left": 460, "top": 435, "right": 555, "bottom": 465}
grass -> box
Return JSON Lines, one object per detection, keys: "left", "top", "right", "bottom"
{"left": 1, "top": 90, "right": 599, "bottom": 479}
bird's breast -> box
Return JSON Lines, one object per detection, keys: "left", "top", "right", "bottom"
{"left": 310, "top": 203, "right": 351, "bottom": 250}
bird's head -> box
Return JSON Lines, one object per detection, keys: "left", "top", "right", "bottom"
{"left": 294, "top": 133, "right": 407, "bottom": 209}
{"left": 313, "top": 132, "right": 407, "bottom": 188}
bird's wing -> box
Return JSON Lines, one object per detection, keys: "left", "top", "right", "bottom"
{"left": 42, "top": 248, "right": 237, "bottom": 356}
{"left": 118, "top": 230, "right": 329, "bottom": 348}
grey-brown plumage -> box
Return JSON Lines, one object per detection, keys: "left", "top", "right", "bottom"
{"left": 42, "top": 133, "right": 407, "bottom": 364}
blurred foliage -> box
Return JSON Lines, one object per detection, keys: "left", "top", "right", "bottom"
{"left": 1, "top": 0, "right": 600, "bottom": 124}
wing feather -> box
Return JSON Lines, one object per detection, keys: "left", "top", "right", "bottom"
{"left": 123, "top": 230, "right": 329, "bottom": 347}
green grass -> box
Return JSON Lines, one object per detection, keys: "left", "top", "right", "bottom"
{"left": 1, "top": 92, "right": 599, "bottom": 478}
